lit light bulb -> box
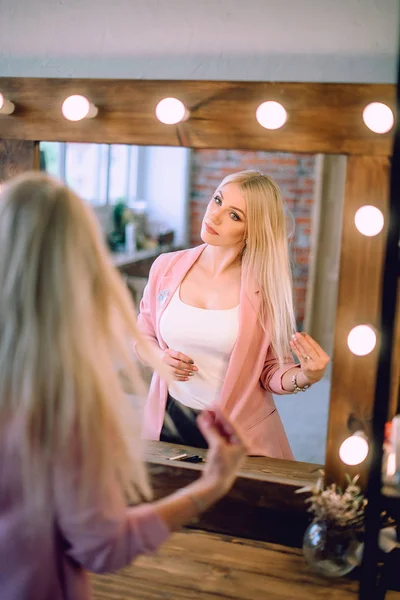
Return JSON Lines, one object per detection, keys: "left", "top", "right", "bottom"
{"left": 339, "top": 432, "right": 369, "bottom": 466}
{"left": 155, "top": 98, "right": 188, "bottom": 125}
{"left": 0, "top": 93, "right": 15, "bottom": 115}
{"left": 363, "top": 102, "right": 394, "bottom": 134}
{"left": 256, "top": 101, "right": 287, "bottom": 130}
{"left": 62, "top": 95, "right": 98, "bottom": 121}
{"left": 347, "top": 325, "right": 377, "bottom": 356}
{"left": 354, "top": 205, "right": 384, "bottom": 237}
{"left": 387, "top": 453, "right": 396, "bottom": 477}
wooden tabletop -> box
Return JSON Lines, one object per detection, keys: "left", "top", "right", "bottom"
{"left": 111, "top": 247, "right": 161, "bottom": 268}
{"left": 143, "top": 441, "right": 322, "bottom": 547}
{"left": 91, "top": 529, "right": 400, "bottom": 600}
{"left": 145, "top": 440, "right": 322, "bottom": 487}
{"left": 111, "top": 244, "right": 177, "bottom": 269}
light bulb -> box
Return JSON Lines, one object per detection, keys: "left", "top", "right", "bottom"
{"left": 0, "top": 93, "right": 15, "bottom": 115}
{"left": 363, "top": 102, "right": 394, "bottom": 134}
{"left": 62, "top": 95, "right": 98, "bottom": 121}
{"left": 256, "top": 101, "right": 287, "bottom": 130}
{"left": 347, "top": 325, "right": 377, "bottom": 356}
{"left": 339, "top": 432, "right": 369, "bottom": 466}
{"left": 355, "top": 205, "right": 384, "bottom": 237}
{"left": 387, "top": 453, "right": 396, "bottom": 477}
{"left": 155, "top": 98, "right": 188, "bottom": 125}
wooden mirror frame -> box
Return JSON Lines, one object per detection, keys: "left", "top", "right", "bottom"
{"left": 0, "top": 77, "right": 398, "bottom": 491}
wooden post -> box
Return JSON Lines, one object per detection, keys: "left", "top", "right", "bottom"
{"left": 325, "top": 156, "right": 390, "bottom": 486}
{"left": 0, "top": 139, "right": 38, "bottom": 183}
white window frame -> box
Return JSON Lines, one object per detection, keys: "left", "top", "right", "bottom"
{"left": 40, "top": 142, "right": 140, "bottom": 207}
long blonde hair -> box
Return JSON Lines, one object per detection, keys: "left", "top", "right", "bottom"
{"left": 0, "top": 172, "right": 164, "bottom": 519}
{"left": 219, "top": 170, "right": 296, "bottom": 364}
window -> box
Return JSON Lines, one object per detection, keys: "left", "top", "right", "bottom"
{"left": 40, "top": 142, "right": 139, "bottom": 206}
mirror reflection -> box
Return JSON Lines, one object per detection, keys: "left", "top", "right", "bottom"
{"left": 40, "top": 142, "right": 346, "bottom": 465}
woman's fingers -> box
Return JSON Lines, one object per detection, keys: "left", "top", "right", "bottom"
{"left": 164, "top": 349, "right": 198, "bottom": 371}
{"left": 198, "top": 410, "right": 245, "bottom": 447}
{"left": 168, "top": 349, "right": 197, "bottom": 368}
{"left": 290, "top": 340, "right": 305, "bottom": 364}
{"left": 291, "top": 334, "right": 316, "bottom": 362}
{"left": 214, "top": 410, "right": 245, "bottom": 446}
{"left": 290, "top": 331, "right": 330, "bottom": 384}
{"left": 197, "top": 411, "right": 223, "bottom": 446}
{"left": 162, "top": 348, "right": 200, "bottom": 381}
{"left": 298, "top": 332, "right": 330, "bottom": 362}
{"left": 163, "top": 354, "right": 194, "bottom": 372}
{"left": 295, "top": 333, "right": 316, "bottom": 357}
{"left": 170, "top": 361, "right": 193, "bottom": 374}
{"left": 299, "top": 332, "right": 324, "bottom": 357}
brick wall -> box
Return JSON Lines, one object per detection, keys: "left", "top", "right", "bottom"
{"left": 189, "top": 150, "right": 317, "bottom": 330}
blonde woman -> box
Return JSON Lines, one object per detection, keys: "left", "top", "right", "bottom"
{"left": 137, "top": 170, "right": 330, "bottom": 458}
{"left": 0, "top": 173, "right": 245, "bottom": 600}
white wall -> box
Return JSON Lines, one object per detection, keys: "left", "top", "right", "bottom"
{"left": 142, "top": 147, "right": 190, "bottom": 247}
{"left": 0, "top": 0, "right": 398, "bottom": 83}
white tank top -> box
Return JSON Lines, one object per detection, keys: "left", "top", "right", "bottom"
{"left": 159, "top": 286, "right": 239, "bottom": 410}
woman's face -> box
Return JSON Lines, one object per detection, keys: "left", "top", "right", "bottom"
{"left": 200, "top": 183, "right": 247, "bottom": 247}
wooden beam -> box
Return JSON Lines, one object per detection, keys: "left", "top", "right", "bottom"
{"left": 0, "top": 78, "right": 395, "bottom": 155}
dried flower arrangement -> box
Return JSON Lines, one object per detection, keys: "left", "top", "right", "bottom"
{"left": 296, "top": 471, "right": 394, "bottom": 534}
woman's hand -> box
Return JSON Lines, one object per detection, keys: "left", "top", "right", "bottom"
{"left": 290, "top": 332, "right": 330, "bottom": 385}
{"left": 197, "top": 409, "right": 247, "bottom": 495}
{"left": 162, "top": 348, "right": 198, "bottom": 381}
{"left": 151, "top": 410, "right": 246, "bottom": 531}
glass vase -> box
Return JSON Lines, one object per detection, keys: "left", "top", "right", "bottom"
{"left": 303, "top": 520, "right": 361, "bottom": 578}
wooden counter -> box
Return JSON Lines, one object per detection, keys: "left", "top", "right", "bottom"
{"left": 145, "top": 441, "right": 322, "bottom": 548}
{"left": 112, "top": 244, "right": 177, "bottom": 274}
{"left": 91, "top": 529, "right": 400, "bottom": 600}
{"left": 111, "top": 248, "right": 165, "bottom": 269}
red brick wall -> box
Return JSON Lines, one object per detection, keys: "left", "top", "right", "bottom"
{"left": 189, "top": 150, "right": 316, "bottom": 329}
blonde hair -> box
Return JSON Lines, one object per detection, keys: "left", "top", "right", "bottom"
{"left": 219, "top": 170, "right": 296, "bottom": 364}
{"left": 0, "top": 172, "right": 164, "bottom": 520}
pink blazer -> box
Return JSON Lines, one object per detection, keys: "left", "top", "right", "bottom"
{"left": 136, "top": 245, "right": 298, "bottom": 459}
{"left": 0, "top": 422, "right": 170, "bottom": 600}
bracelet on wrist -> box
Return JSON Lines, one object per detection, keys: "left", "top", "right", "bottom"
{"left": 292, "top": 369, "right": 311, "bottom": 394}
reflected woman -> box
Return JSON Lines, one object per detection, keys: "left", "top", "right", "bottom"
{"left": 136, "top": 171, "right": 330, "bottom": 458}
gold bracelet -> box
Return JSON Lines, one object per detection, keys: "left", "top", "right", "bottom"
{"left": 292, "top": 369, "right": 311, "bottom": 393}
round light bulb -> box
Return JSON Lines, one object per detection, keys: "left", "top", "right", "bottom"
{"left": 347, "top": 325, "right": 377, "bottom": 356}
{"left": 0, "top": 93, "right": 15, "bottom": 115}
{"left": 339, "top": 432, "right": 369, "bottom": 466}
{"left": 62, "top": 95, "right": 97, "bottom": 121}
{"left": 363, "top": 102, "right": 394, "bottom": 134}
{"left": 155, "top": 98, "right": 187, "bottom": 125}
{"left": 354, "top": 205, "right": 384, "bottom": 237}
{"left": 256, "top": 101, "right": 287, "bottom": 130}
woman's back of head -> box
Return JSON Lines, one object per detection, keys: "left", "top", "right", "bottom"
{"left": 0, "top": 172, "right": 155, "bottom": 518}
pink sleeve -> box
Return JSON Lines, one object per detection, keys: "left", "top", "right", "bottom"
{"left": 54, "top": 457, "right": 170, "bottom": 574}
{"left": 135, "top": 256, "right": 163, "bottom": 348}
{"left": 260, "top": 346, "right": 300, "bottom": 395}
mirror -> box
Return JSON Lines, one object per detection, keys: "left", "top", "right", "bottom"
{"left": 40, "top": 141, "right": 347, "bottom": 465}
